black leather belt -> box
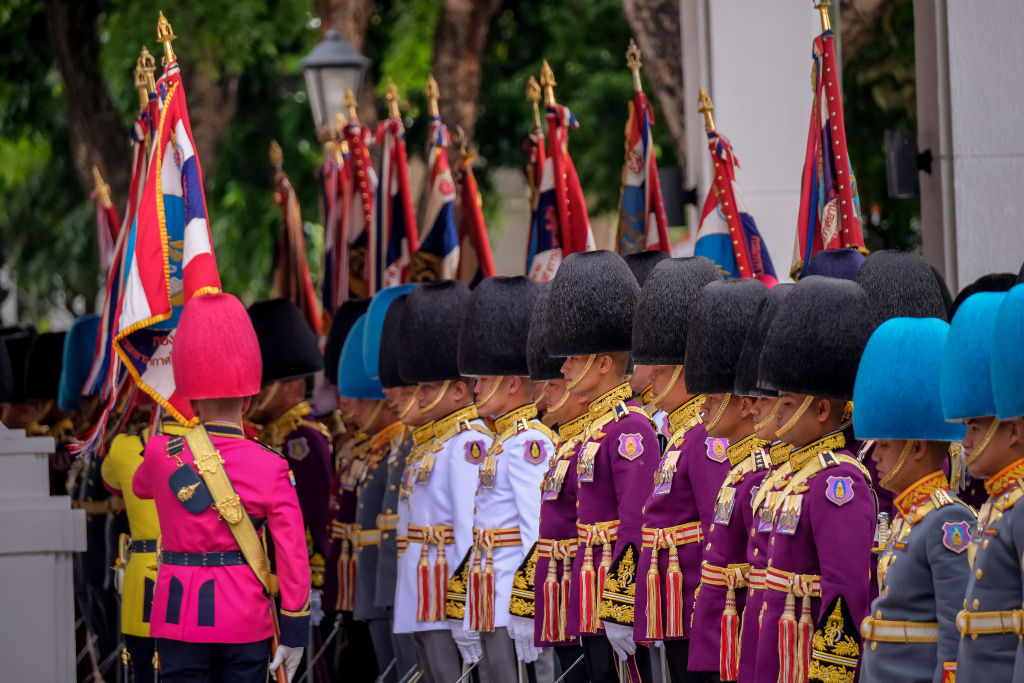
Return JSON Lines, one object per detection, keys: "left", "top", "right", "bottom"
{"left": 161, "top": 550, "right": 246, "bottom": 567}
{"left": 131, "top": 540, "right": 158, "bottom": 554}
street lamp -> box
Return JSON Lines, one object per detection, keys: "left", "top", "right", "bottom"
{"left": 301, "top": 29, "right": 370, "bottom": 132}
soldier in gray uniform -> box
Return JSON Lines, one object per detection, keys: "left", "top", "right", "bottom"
{"left": 373, "top": 292, "right": 420, "bottom": 680}
{"left": 941, "top": 290, "right": 1024, "bottom": 682}
{"left": 855, "top": 317, "right": 975, "bottom": 683}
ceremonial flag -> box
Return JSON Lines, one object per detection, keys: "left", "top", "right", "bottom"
{"left": 318, "top": 138, "right": 350, "bottom": 320}
{"left": 790, "top": 16, "right": 866, "bottom": 279}
{"left": 694, "top": 90, "right": 777, "bottom": 284}
{"left": 524, "top": 106, "right": 561, "bottom": 283}
{"left": 90, "top": 167, "right": 120, "bottom": 270}
{"left": 112, "top": 59, "right": 220, "bottom": 424}
{"left": 271, "top": 142, "right": 321, "bottom": 334}
{"left": 340, "top": 118, "right": 377, "bottom": 299}
{"left": 453, "top": 142, "right": 495, "bottom": 287}
{"left": 616, "top": 91, "right": 670, "bottom": 255}
{"left": 411, "top": 114, "right": 459, "bottom": 282}
{"left": 374, "top": 90, "right": 419, "bottom": 292}
{"left": 546, "top": 103, "right": 595, "bottom": 258}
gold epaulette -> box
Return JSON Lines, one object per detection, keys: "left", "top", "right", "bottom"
{"left": 714, "top": 446, "right": 771, "bottom": 508}
{"left": 994, "top": 483, "right": 1024, "bottom": 513}
{"left": 490, "top": 419, "right": 557, "bottom": 456}
{"left": 586, "top": 405, "right": 656, "bottom": 442}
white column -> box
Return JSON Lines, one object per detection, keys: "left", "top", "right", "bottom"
{"left": 0, "top": 429, "right": 85, "bottom": 682}
{"left": 916, "top": 0, "right": 1024, "bottom": 292}
{"left": 681, "top": 0, "right": 821, "bottom": 279}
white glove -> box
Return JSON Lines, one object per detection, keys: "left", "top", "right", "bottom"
{"left": 603, "top": 621, "right": 636, "bottom": 660}
{"left": 269, "top": 644, "right": 304, "bottom": 682}
{"left": 310, "top": 589, "right": 324, "bottom": 625}
{"left": 507, "top": 616, "right": 540, "bottom": 663}
{"left": 449, "top": 623, "right": 482, "bottom": 663}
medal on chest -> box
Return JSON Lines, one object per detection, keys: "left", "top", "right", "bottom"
{"left": 653, "top": 448, "right": 681, "bottom": 496}
{"left": 479, "top": 454, "right": 498, "bottom": 489}
{"left": 577, "top": 441, "right": 599, "bottom": 483}
{"left": 774, "top": 494, "right": 803, "bottom": 535}
{"left": 543, "top": 459, "right": 570, "bottom": 501}
{"left": 713, "top": 485, "right": 738, "bottom": 525}
{"left": 416, "top": 452, "right": 437, "bottom": 485}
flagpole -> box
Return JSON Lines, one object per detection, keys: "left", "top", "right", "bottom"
{"left": 815, "top": 0, "right": 832, "bottom": 32}
{"left": 133, "top": 48, "right": 155, "bottom": 112}
{"left": 92, "top": 166, "right": 112, "bottom": 210}
{"left": 626, "top": 39, "right": 643, "bottom": 93}
{"left": 156, "top": 11, "right": 177, "bottom": 66}
{"left": 386, "top": 80, "right": 401, "bottom": 120}
{"left": 425, "top": 75, "right": 440, "bottom": 119}
{"left": 540, "top": 60, "right": 557, "bottom": 107}
{"left": 697, "top": 87, "right": 716, "bottom": 132}
{"left": 526, "top": 76, "right": 542, "bottom": 129}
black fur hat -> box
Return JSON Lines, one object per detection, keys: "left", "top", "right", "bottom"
{"left": 632, "top": 256, "right": 722, "bottom": 365}
{"left": 24, "top": 331, "right": 66, "bottom": 401}
{"left": 951, "top": 272, "right": 1016, "bottom": 316}
{"left": 758, "top": 276, "right": 874, "bottom": 400}
{"left": 623, "top": 251, "right": 671, "bottom": 287}
{"left": 398, "top": 280, "right": 471, "bottom": 383}
{"left": 323, "top": 299, "right": 370, "bottom": 386}
{"left": 458, "top": 276, "right": 540, "bottom": 376}
{"left": 546, "top": 250, "right": 641, "bottom": 356}
{"left": 527, "top": 287, "right": 563, "bottom": 382}
{"left": 248, "top": 299, "right": 324, "bottom": 384}
{"left": 734, "top": 283, "right": 794, "bottom": 397}
{"left": 802, "top": 248, "right": 865, "bottom": 281}
{"left": 684, "top": 279, "right": 767, "bottom": 394}
{"left": 855, "top": 250, "right": 949, "bottom": 326}
{"left": 379, "top": 295, "right": 409, "bottom": 388}
{"left": 2, "top": 330, "right": 35, "bottom": 403}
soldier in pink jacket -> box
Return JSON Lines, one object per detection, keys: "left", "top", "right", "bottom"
{"left": 133, "top": 293, "right": 310, "bottom": 682}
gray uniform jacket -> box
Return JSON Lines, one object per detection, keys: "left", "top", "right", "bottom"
{"left": 860, "top": 478, "right": 975, "bottom": 683}
{"left": 375, "top": 432, "right": 411, "bottom": 609}
{"left": 353, "top": 445, "right": 390, "bottom": 622}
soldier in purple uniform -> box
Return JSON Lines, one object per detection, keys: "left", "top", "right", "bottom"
{"left": 545, "top": 251, "right": 661, "bottom": 683}
{"left": 629, "top": 257, "right": 724, "bottom": 683}
{"left": 527, "top": 287, "right": 590, "bottom": 683}
{"left": 752, "top": 276, "right": 878, "bottom": 683}
{"left": 684, "top": 279, "right": 768, "bottom": 682}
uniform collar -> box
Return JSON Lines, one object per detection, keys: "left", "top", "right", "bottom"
{"left": 412, "top": 421, "right": 436, "bottom": 446}
{"left": 668, "top": 394, "right": 705, "bottom": 435}
{"left": 434, "top": 404, "right": 478, "bottom": 439}
{"left": 558, "top": 412, "right": 590, "bottom": 442}
{"left": 727, "top": 433, "right": 769, "bottom": 467}
{"left": 893, "top": 470, "right": 949, "bottom": 517}
{"left": 639, "top": 384, "right": 654, "bottom": 406}
{"left": 494, "top": 403, "right": 538, "bottom": 435}
{"left": 984, "top": 457, "right": 1024, "bottom": 498}
{"left": 258, "top": 401, "right": 311, "bottom": 447}
{"left": 204, "top": 421, "right": 245, "bottom": 439}
{"left": 789, "top": 430, "right": 846, "bottom": 471}
{"left": 769, "top": 441, "right": 792, "bottom": 466}
{"left": 588, "top": 382, "right": 633, "bottom": 419}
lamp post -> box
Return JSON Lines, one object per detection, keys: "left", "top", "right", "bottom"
{"left": 301, "top": 29, "right": 370, "bottom": 134}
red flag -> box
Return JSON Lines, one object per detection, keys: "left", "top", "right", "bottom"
{"left": 319, "top": 137, "right": 352, "bottom": 322}
{"left": 271, "top": 142, "right": 321, "bottom": 334}
{"left": 375, "top": 116, "right": 419, "bottom": 290}
{"left": 454, "top": 146, "right": 496, "bottom": 287}
{"left": 616, "top": 91, "right": 670, "bottom": 254}
{"left": 90, "top": 167, "right": 120, "bottom": 270}
{"left": 791, "top": 19, "right": 866, "bottom": 278}
{"left": 343, "top": 119, "right": 377, "bottom": 298}
{"left": 545, "top": 103, "right": 595, "bottom": 257}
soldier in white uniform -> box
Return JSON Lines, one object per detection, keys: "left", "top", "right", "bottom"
{"left": 455, "top": 276, "right": 554, "bottom": 683}
{"left": 392, "top": 281, "right": 492, "bottom": 682}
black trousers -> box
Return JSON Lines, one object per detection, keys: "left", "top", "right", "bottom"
{"left": 125, "top": 635, "right": 156, "bottom": 683}
{"left": 580, "top": 635, "right": 652, "bottom": 683}
{"left": 663, "top": 639, "right": 721, "bottom": 683}
{"left": 156, "top": 638, "right": 271, "bottom": 683}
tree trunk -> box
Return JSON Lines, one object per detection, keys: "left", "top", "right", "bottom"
{"left": 621, "top": 0, "right": 687, "bottom": 169}
{"left": 316, "top": 0, "right": 377, "bottom": 126}
{"left": 838, "top": 0, "right": 888, "bottom": 67}
{"left": 180, "top": 64, "right": 239, "bottom": 177}
{"left": 430, "top": 0, "right": 504, "bottom": 152}
{"left": 44, "top": 0, "right": 130, "bottom": 211}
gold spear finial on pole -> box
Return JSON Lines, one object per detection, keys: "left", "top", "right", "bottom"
{"left": 385, "top": 80, "right": 401, "bottom": 120}
{"left": 269, "top": 140, "right": 284, "bottom": 172}
{"left": 815, "top": 0, "right": 832, "bottom": 32}
{"left": 453, "top": 125, "right": 469, "bottom": 158}
{"left": 92, "top": 166, "right": 112, "bottom": 209}
{"left": 697, "top": 87, "right": 716, "bottom": 132}
{"left": 156, "top": 11, "right": 177, "bottom": 65}
{"left": 133, "top": 64, "right": 148, "bottom": 110}
{"left": 335, "top": 112, "right": 347, "bottom": 136}
{"left": 344, "top": 89, "right": 359, "bottom": 123}
{"left": 626, "top": 39, "right": 643, "bottom": 92}
{"left": 425, "top": 75, "right": 440, "bottom": 118}
{"left": 137, "top": 46, "right": 157, "bottom": 92}
{"left": 526, "top": 76, "right": 542, "bottom": 129}
{"left": 539, "top": 60, "right": 556, "bottom": 107}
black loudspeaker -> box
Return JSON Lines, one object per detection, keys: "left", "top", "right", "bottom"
{"left": 884, "top": 128, "right": 920, "bottom": 198}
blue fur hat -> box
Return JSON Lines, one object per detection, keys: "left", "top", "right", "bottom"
{"left": 362, "top": 285, "right": 414, "bottom": 380}
{"left": 854, "top": 318, "right": 965, "bottom": 441}
{"left": 940, "top": 292, "right": 1005, "bottom": 421}
{"left": 58, "top": 314, "right": 101, "bottom": 411}
{"left": 338, "top": 315, "right": 384, "bottom": 400}
{"left": 991, "top": 284, "right": 1024, "bottom": 419}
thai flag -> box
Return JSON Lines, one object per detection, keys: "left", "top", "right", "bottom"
{"left": 546, "top": 104, "right": 595, "bottom": 258}
{"left": 112, "top": 60, "right": 221, "bottom": 425}
{"left": 375, "top": 117, "right": 419, "bottom": 291}
{"left": 616, "top": 91, "right": 670, "bottom": 254}
{"left": 695, "top": 130, "right": 777, "bottom": 285}
{"left": 341, "top": 121, "right": 377, "bottom": 299}
{"left": 524, "top": 125, "right": 561, "bottom": 283}
{"left": 454, "top": 148, "right": 495, "bottom": 287}
{"left": 791, "top": 28, "right": 866, "bottom": 279}
{"left": 413, "top": 116, "right": 459, "bottom": 282}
